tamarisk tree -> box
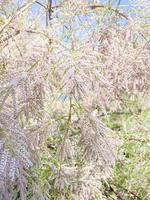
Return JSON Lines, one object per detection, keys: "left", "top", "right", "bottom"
{"left": 0, "top": 0, "right": 149, "bottom": 199}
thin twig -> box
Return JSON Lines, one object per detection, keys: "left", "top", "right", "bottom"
{"left": 128, "top": 137, "right": 149, "bottom": 143}
{"left": 88, "top": 4, "right": 128, "bottom": 20}
{"left": 35, "top": 1, "right": 47, "bottom": 9}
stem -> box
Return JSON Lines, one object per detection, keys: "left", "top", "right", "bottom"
{"left": 59, "top": 95, "right": 72, "bottom": 161}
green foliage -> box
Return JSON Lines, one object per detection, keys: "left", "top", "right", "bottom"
{"left": 103, "top": 108, "right": 150, "bottom": 200}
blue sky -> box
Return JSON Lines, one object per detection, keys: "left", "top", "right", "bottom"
{"left": 30, "top": 0, "right": 134, "bottom": 14}
{"left": 30, "top": 0, "right": 133, "bottom": 18}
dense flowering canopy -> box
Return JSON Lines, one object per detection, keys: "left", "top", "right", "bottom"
{"left": 0, "top": 0, "right": 149, "bottom": 199}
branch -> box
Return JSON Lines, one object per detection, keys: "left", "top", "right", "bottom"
{"left": 0, "top": 0, "right": 37, "bottom": 35}
{"left": 108, "top": 184, "right": 143, "bottom": 200}
{"left": 88, "top": 5, "right": 128, "bottom": 20}
{"left": 35, "top": 1, "right": 47, "bottom": 9}
{"left": 128, "top": 137, "right": 150, "bottom": 143}
{"left": 0, "top": 29, "right": 20, "bottom": 44}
